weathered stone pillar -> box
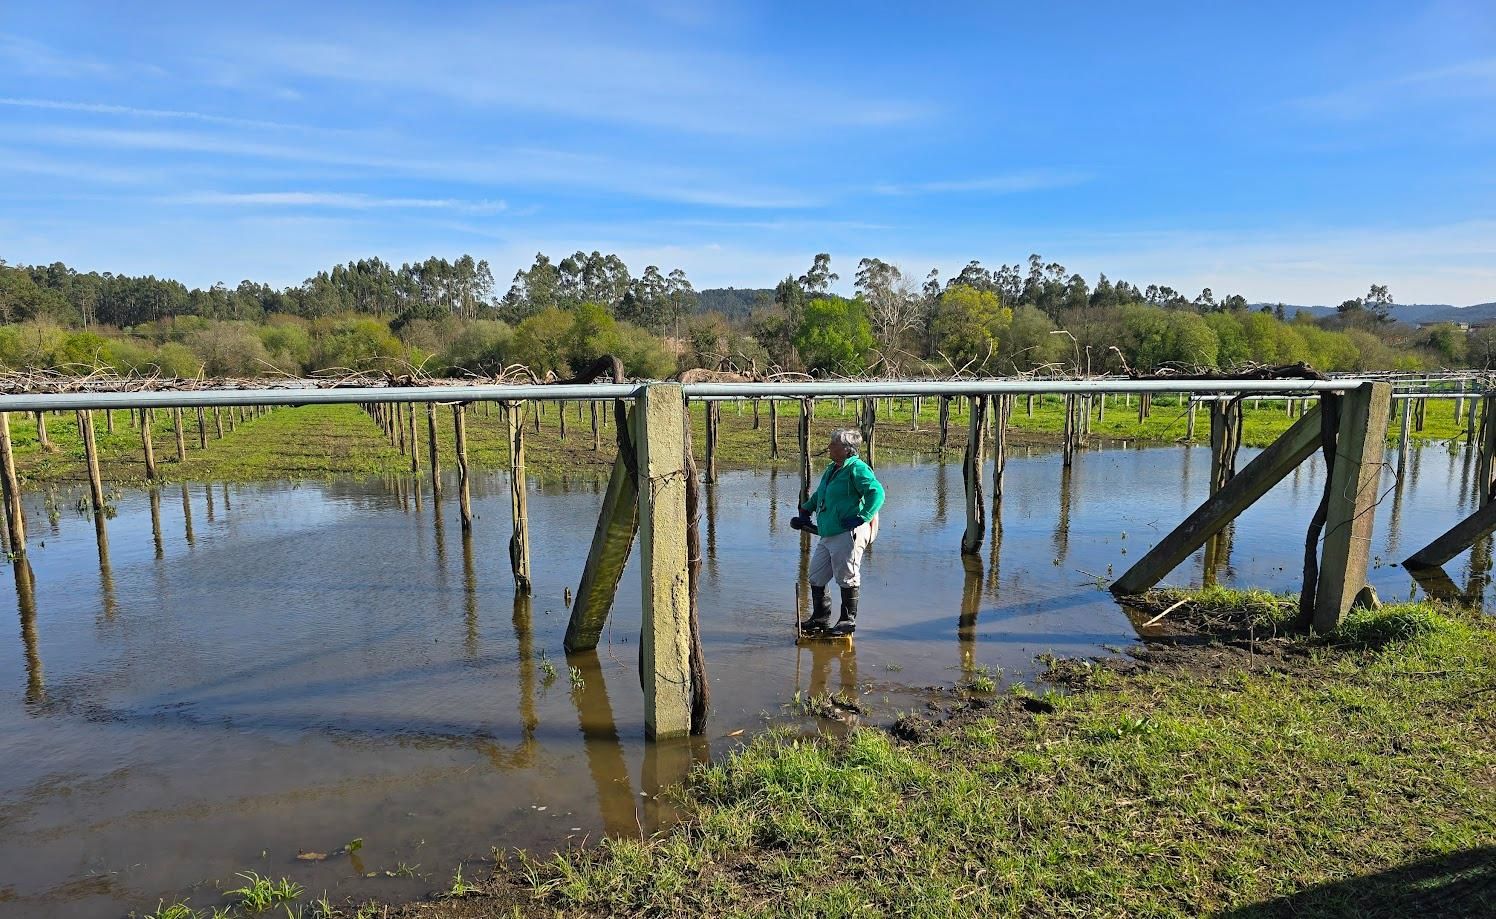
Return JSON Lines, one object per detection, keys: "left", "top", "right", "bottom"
{"left": 635, "top": 383, "right": 692, "bottom": 740}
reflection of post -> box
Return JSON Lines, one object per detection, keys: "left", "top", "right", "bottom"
{"left": 935, "top": 455, "right": 948, "bottom": 524}
{"left": 180, "top": 483, "right": 195, "bottom": 546}
{"left": 149, "top": 488, "right": 164, "bottom": 559}
{"left": 958, "top": 554, "right": 983, "bottom": 674}
{"left": 462, "top": 527, "right": 480, "bottom": 657}
{"left": 705, "top": 477, "right": 718, "bottom": 579}
{"left": 797, "top": 530, "right": 812, "bottom": 622}
{"left": 14, "top": 556, "right": 43, "bottom": 704}
{"left": 512, "top": 591, "right": 537, "bottom": 743}
{"left": 566, "top": 649, "right": 638, "bottom": 837}
{"left": 1468, "top": 535, "right": 1494, "bottom": 602}
{"left": 94, "top": 512, "right": 117, "bottom": 619}
{"left": 0, "top": 413, "right": 26, "bottom": 552}
{"left": 641, "top": 736, "right": 697, "bottom": 832}
{"left": 1051, "top": 463, "right": 1072, "bottom": 564}
{"left": 768, "top": 468, "right": 779, "bottom": 533}
{"left": 204, "top": 483, "right": 215, "bottom": 522}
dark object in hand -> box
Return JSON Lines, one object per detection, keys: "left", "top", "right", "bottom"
{"left": 840, "top": 515, "right": 863, "bottom": 530}
{"left": 790, "top": 513, "right": 819, "bottom": 535}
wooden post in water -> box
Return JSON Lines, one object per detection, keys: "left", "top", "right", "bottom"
{"left": 172, "top": 408, "right": 187, "bottom": 462}
{"left": 34, "top": 412, "right": 50, "bottom": 451}
{"left": 752, "top": 399, "right": 761, "bottom": 430}
{"left": 1186, "top": 399, "right": 1197, "bottom": 440}
{"left": 635, "top": 383, "right": 693, "bottom": 740}
{"left": 425, "top": 403, "right": 442, "bottom": 498}
{"left": 559, "top": 399, "right": 567, "bottom": 441}
{"left": 196, "top": 407, "right": 207, "bottom": 449}
{"left": 1397, "top": 396, "right": 1413, "bottom": 478}
{"left": 1061, "top": 394, "right": 1075, "bottom": 468}
{"left": 453, "top": 404, "right": 473, "bottom": 531}
{"left": 1478, "top": 393, "right": 1496, "bottom": 507}
{"left": 213, "top": 407, "right": 224, "bottom": 439}
{"left": 404, "top": 402, "right": 418, "bottom": 474}
{"left": 990, "top": 394, "right": 1009, "bottom": 511}
{"left": 566, "top": 404, "right": 639, "bottom": 652}
{"left": 938, "top": 396, "right": 950, "bottom": 449}
{"left": 590, "top": 400, "right": 601, "bottom": 450}
{"left": 78, "top": 410, "right": 105, "bottom": 515}
{"left": 1026, "top": 393, "right": 1034, "bottom": 417}
{"left": 505, "top": 401, "right": 532, "bottom": 594}
{"left": 859, "top": 397, "right": 876, "bottom": 467}
{"left": 1415, "top": 396, "right": 1427, "bottom": 432}
{"left": 768, "top": 399, "right": 779, "bottom": 458}
{"left": 1314, "top": 381, "right": 1393, "bottom": 631}
{"left": 797, "top": 398, "right": 813, "bottom": 508}
{"left": 105, "top": 409, "right": 114, "bottom": 435}
{"left": 704, "top": 400, "right": 719, "bottom": 483}
{"left": 960, "top": 393, "right": 988, "bottom": 554}
{"left": 140, "top": 409, "right": 158, "bottom": 481}
{"left": 1469, "top": 390, "right": 1480, "bottom": 445}
{"left": 0, "top": 413, "right": 26, "bottom": 552}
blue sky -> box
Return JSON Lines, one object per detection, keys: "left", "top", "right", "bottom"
{"left": 1, "top": 0, "right": 1493, "bottom": 304}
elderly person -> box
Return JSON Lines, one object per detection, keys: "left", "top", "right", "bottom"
{"left": 792, "top": 429, "right": 885, "bottom": 636}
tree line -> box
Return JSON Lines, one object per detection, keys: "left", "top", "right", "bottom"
{"left": 0, "top": 251, "right": 1485, "bottom": 380}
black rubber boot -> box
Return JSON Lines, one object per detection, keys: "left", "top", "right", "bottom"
{"left": 830, "top": 585, "right": 859, "bottom": 636}
{"left": 801, "top": 585, "right": 833, "bottom": 634}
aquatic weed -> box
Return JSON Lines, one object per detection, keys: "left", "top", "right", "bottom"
{"left": 568, "top": 665, "right": 585, "bottom": 690}
{"left": 446, "top": 864, "right": 481, "bottom": 898}
{"left": 227, "top": 871, "right": 303, "bottom": 911}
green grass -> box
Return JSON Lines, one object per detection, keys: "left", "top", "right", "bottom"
{"left": 226, "top": 871, "right": 303, "bottom": 912}
{"left": 6, "top": 393, "right": 1471, "bottom": 487}
{"left": 510, "top": 600, "right": 1493, "bottom": 917}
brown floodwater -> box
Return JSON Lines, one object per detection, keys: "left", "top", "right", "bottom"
{"left": 0, "top": 440, "right": 1486, "bottom": 917}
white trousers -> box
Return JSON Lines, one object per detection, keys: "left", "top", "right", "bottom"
{"left": 809, "top": 516, "right": 878, "bottom": 589}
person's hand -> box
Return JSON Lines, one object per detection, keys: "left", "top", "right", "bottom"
{"left": 840, "top": 515, "right": 863, "bottom": 530}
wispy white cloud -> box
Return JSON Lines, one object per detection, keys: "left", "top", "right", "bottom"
{"left": 0, "top": 96, "right": 320, "bottom": 132}
{"left": 873, "top": 170, "right": 1091, "bottom": 196}
{"left": 0, "top": 33, "right": 114, "bottom": 78}
{"left": 10, "top": 124, "right": 819, "bottom": 208}
{"left": 221, "top": 18, "right": 927, "bottom": 136}
{"left": 1288, "top": 57, "right": 1496, "bottom": 119}
{"left": 163, "top": 191, "right": 508, "bottom": 214}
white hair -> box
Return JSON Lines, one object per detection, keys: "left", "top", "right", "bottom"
{"left": 830, "top": 428, "right": 862, "bottom": 453}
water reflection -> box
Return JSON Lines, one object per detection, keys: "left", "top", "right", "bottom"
{"left": 14, "top": 556, "right": 42, "bottom": 705}
{"left": 180, "top": 483, "right": 194, "bottom": 546}
{"left": 93, "top": 513, "right": 117, "bottom": 620}
{"left": 565, "top": 648, "right": 636, "bottom": 837}
{"left": 958, "top": 554, "right": 983, "bottom": 674}
{"left": 149, "top": 488, "right": 164, "bottom": 559}
{"left": 1051, "top": 463, "right": 1073, "bottom": 563}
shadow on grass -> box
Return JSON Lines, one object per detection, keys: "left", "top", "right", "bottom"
{"left": 1220, "top": 846, "right": 1494, "bottom": 918}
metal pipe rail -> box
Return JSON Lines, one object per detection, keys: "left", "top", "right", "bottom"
{"left": 0, "top": 378, "right": 1367, "bottom": 413}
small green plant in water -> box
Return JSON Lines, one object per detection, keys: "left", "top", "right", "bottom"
{"left": 539, "top": 656, "right": 558, "bottom": 685}
{"left": 137, "top": 902, "right": 202, "bottom": 919}
{"left": 568, "top": 665, "right": 585, "bottom": 690}
{"left": 447, "top": 864, "right": 481, "bottom": 898}
{"left": 227, "top": 871, "right": 304, "bottom": 912}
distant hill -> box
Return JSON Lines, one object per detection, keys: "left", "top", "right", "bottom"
{"left": 697, "top": 287, "right": 773, "bottom": 320}
{"left": 1254, "top": 301, "right": 1496, "bottom": 326}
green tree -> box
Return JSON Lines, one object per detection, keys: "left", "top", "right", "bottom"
{"left": 792, "top": 297, "right": 874, "bottom": 374}
{"left": 930, "top": 285, "right": 1011, "bottom": 371}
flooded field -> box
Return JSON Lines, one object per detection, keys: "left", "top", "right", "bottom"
{"left": 0, "top": 440, "right": 1486, "bottom": 917}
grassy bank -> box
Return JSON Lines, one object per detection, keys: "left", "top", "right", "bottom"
{"left": 138, "top": 593, "right": 1495, "bottom": 917}
{"left": 6, "top": 393, "right": 1473, "bottom": 488}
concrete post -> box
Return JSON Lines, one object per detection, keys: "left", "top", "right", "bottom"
{"left": 1314, "top": 381, "right": 1393, "bottom": 631}
{"left": 635, "top": 383, "right": 693, "bottom": 740}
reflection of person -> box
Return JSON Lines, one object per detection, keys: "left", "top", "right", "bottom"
{"left": 792, "top": 429, "right": 884, "bottom": 636}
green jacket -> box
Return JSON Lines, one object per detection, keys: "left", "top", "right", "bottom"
{"left": 799, "top": 455, "right": 885, "bottom": 538}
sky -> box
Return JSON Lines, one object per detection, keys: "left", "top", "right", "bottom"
{"left": 1, "top": 0, "right": 1494, "bottom": 305}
